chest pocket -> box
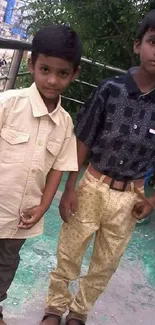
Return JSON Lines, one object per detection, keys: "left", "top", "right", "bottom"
{"left": 0, "top": 127, "right": 30, "bottom": 164}
{"left": 45, "top": 138, "right": 62, "bottom": 172}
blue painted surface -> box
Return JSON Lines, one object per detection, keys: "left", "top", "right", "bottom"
{"left": 3, "top": 0, "right": 16, "bottom": 24}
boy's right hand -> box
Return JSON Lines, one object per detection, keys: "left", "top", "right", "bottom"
{"left": 59, "top": 189, "right": 77, "bottom": 223}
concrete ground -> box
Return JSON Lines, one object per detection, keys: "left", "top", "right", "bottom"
{"left": 3, "top": 174, "right": 155, "bottom": 325}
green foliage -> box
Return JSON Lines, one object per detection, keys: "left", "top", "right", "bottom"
{"left": 20, "top": 0, "right": 155, "bottom": 118}
{"left": 15, "top": 59, "right": 32, "bottom": 89}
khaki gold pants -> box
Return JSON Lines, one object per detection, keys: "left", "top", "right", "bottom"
{"left": 46, "top": 170, "right": 139, "bottom": 321}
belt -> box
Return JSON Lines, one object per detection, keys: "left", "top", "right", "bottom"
{"left": 87, "top": 165, "right": 144, "bottom": 191}
{"left": 87, "top": 165, "right": 154, "bottom": 207}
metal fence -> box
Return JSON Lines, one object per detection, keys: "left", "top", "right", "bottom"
{"left": 0, "top": 37, "right": 126, "bottom": 104}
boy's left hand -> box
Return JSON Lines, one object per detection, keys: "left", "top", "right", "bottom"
{"left": 132, "top": 200, "right": 153, "bottom": 220}
{"left": 18, "top": 205, "right": 45, "bottom": 229}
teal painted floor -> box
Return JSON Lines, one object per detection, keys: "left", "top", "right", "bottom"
{"left": 3, "top": 172, "right": 155, "bottom": 325}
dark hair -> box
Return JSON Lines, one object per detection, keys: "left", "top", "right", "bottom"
{"left": 31, "top": 24, "right": 82, "bottom": 71}
{"left": 137, "top": 10, "right": 155, "bottom": 41}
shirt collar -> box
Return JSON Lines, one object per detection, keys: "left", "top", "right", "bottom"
{"left": 125, "top": 67, "right": 155, "bottom": 101}
{"left": 125, "top": 67, "right": 141, "bottom": 95}
{"left": 28, "top": 83, "right": 61, "bottom": 125}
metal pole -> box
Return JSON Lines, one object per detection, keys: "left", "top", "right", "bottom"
{"left": 0, "top": 76, "right": 7, "bottom": 81}
{"left": 82, "top": 57, "right": 126, "bottom": 74}
{"left": 0, "top": 38, "right": 127, "bottom": 75}
{"left": 5, "top": 50, "right": 24, "bottom": 90}
{"left": 62, "top": 95, "right": 84, "bottom": 105}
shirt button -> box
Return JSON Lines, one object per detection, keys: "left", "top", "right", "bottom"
{"left": 120, "top": 160, "right": 124, "bottom": 165}
{"left": 25, "top": 191, "right": 29, "bottom": 196}
{"left": 38, "top": 140, "right": 43, "bottom": 146}
{"left": 32, "top": 169, "right": 36, "bottom": 174}
{"left": 133, "top": 124, "right": 138, "bottom": 130}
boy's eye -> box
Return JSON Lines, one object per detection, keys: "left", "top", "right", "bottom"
{"left": 150, "top": 40, "right": 155, "bottom": 45}
{"left": 40, "top": 67, "right": 49, "bottom": 73}
{"left": 59, "top": 71, "right": 69, "bottom": 78}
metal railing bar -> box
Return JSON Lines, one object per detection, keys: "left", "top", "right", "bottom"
{"left": 75, "top": 79, "right": 97, "bottom": 88}
{"left": 62, "top": 96, "right": 84, "bottom": 105}
{"left": 16, "top": 70, "right": 96, "bottom": 88}
{"left": 0, "top": 38, "right": 126, "bottom": 100}
{"left": 0, "top": 38, "right": 31, "bottom": 51}
{"left": 16, "top": 71, "right": 97, "bottom": 88}
{"left": 0, "top": 75, "right": 7, "bottom": 81}
{"left": 82, "top": 57, "right": 126, "bottom": 74}
{"left": 0, "top": 38, "right": 126, "bottom": 74}
{"left": 5, "top": 50, "right": 24, "bottom": 90}
{"left": 17, "top": 71, "right": 30, "bottom": 76}
{"left": 0, "top": 72, "right": 84, "bottom": 104}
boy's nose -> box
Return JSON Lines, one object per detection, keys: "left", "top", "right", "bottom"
{"left": 47, "top": 75, "right": 57, "bottom": 85}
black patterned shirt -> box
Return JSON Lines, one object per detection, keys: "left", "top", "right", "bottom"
{"left": 74, "top": 68, "right": 155, "bottom": 181}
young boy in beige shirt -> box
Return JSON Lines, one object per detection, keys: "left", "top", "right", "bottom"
{"left": 0, "top": 24, "right": 82, "bottom": 325}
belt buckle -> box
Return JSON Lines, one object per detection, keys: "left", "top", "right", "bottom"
{"left": 109, "top": 179, "right": 128, "bottom": 192}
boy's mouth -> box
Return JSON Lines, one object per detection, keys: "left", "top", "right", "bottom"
{"left": 44, "top": 88, "right": 60, "bottom": 95}
{"left": 149, "top": 60, "right": 155, "bottom": 66}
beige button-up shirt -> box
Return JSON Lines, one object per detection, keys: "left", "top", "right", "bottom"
{"left": 0, "top": 83, "right": 78, "bottom": 239}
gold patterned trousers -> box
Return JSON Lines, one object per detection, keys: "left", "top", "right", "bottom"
{"left": 46, "top": 170, "right": 139, "bottom": 321}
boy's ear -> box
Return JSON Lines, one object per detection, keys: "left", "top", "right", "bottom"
{"left": 71, "top": 66, "right": 81, "bottom": 81}
{"left": 27, "top": 57, "right": 34, "bottom": 74}
{"left": 133, "top": 39, "right": 141, "bottom": 55}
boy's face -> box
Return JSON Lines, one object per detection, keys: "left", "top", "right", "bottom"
{"left": 134, "top": 28, "right": 155, "bottom": 75}
{"left": 28, "top": 54, "right": 79, "bottom": 101}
